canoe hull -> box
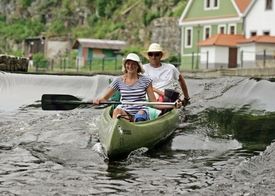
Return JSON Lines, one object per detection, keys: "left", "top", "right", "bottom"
{"left": 99, "top": 107, "right": 179, "bottom": 159}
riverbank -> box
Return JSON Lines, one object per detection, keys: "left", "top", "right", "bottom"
{"left": 6, "top": 67, "right": 275, "bottom": 79}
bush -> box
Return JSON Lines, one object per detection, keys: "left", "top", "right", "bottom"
{"left": 33, "top": 52, "right": 49, "bottom": 68}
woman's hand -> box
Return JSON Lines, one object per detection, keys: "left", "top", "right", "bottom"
{"left": 93, "top": 98, "right": 101, "bottom": 105}
{"left": 175, "top": 100, "right": 182, "bottom": 109}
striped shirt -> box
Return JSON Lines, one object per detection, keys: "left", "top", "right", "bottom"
{"left": 110, "top": 74, "right": 152, "bottom": 116}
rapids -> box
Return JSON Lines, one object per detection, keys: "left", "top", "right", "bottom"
{"left": 0, "top": 72, "right": 275, "bottom": 195}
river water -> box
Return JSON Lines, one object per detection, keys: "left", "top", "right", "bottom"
{"left": 1, "top": 71, "right": 275, "bottom": 195}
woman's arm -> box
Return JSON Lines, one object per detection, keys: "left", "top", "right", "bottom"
{"left": 93, "top": 88, "right": 116, "bottom": 105}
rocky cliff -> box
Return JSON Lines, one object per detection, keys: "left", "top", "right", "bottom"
{"left": 0, "top": 0, "right": 184, "bottom": 54}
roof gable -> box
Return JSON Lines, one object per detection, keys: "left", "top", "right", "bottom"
{"left": 72, "top": 39, "right": 127, "bottom": 50}
{"left": 179, "top": 0, "right": 252, "bottom": 25}
{"left": 233, "top": 0, "right": 252, "bottom": 13}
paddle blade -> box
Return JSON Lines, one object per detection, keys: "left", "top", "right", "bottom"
{"left": 41, "top": 94, "right": 82, "bottom": 110}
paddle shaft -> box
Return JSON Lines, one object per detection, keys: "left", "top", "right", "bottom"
{"left": 87, "top": 101, "right": 175, "bottom": 106}
{"left": 41, "top": 94, "right": 176, "bottom": 110}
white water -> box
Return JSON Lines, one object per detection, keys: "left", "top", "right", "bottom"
{"left": 1, "top": 72, "right": 275, "bottom": 195}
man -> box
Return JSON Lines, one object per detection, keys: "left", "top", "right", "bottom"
{"left": 140, "top": 43, "right": 190, "bottom": 106}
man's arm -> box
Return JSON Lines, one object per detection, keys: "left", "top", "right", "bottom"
{"left": 178, "top": 74, "right": 190, "bottom": 106}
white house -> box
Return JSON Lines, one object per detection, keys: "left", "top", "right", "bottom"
{"left": 238, "top": 0, "right": 275, "bottom": 68}
{"left": 198, "top": 34, "right": 245, "bottom": 69}
{"left": 198, "top": 0, "right": 275, "bottom": 69}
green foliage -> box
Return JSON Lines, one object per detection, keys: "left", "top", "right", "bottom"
{"left": 142, "top": 12, "right": 159, "bottom": 26}
{"left": 0, "top": 18, "right": 44, "bottom": 43}
{"left": 70, "top": 50, "right": 78, "bottom": 59}
{"left": 61, "top": 0, "right": 75, "bottom": 17}
{"left": 96, "top": 0, "right": 122, "bottom": 18}
{"left": 0, "top": 15, "right": 6, "bottom": 22}
{"left": 33, "top": 52, "right": 47, "bottom": 61}
{"left": 77, "top": 18, "right": 123, "bottom": 39}
{"left": 48, "top": 18, "right": 66, "bottom": 34}
{"left": 38, "top": 0, "right": 59, "bottom": 11}
{"left": 173, "top": 0, "right": 181, "bottom": 4}
{"left": 120, "top": 46, "right": 145, "bottom": 56}
{"left": 10, "top": 50, "right": 23, "bottom": 57}
{"left": 0, "top": 0, "right": 188, "bottom": 55}
{"left": 144, "top": 0, "right": 153, "bottom": 8}
{"left": 171, "top": 1, "right": 187, "bottom": 17}
{"left": 88, "top": 14, "right": 98, "bottom": 24}
{"left": 18, "top": 0, "right": 34, "bottom": 9}
{"left": 33, "top": 52, "right": 48, "bottom": 68}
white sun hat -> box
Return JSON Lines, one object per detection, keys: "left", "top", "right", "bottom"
{"left": 122, "top": 53, "right": 145, "bottom": 73}
{"left": 140, "top": 43, "right": 170, "bottom": 60}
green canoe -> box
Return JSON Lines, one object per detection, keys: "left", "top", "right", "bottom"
{"left": 99, "top": 106, "right": 179, "bottom": 159}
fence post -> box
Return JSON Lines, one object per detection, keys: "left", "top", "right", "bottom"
{"left": 35, "top": 60, "right": 38, "bottom": 71}
{"left": 46, "top": 60, "right": 48, "bottom": 70}
{"left": 89, "top": 58, "right": 92, "bottom": 71}
{"left": 192, "top": 52, "right": 194, "bottom": 70}
{"left": 76, "top": 58, "right": 79, "bottom": 72}
{"left": 60, "top": 59, "right": 62, "bottom": 70}
{"left": 263, "top": 49, "right": 266, "bottom": 68}
{"left": 115, "top": 57, "right": 117, "bottom": 71}
{"left": 177, "top": 53, "right": 181, "bottom": 70}
{"left": 51, "top": 59, "right": 54, "bottom": 71}
{"left": 68, "top": 58, "right": 70, "bottom": 69}
{"left": 241, "top": 50, "right": 243, "bottom": 68}
{"left": 102, "top": 58, "right": 105, "bottom": 71}
{"left": 63, "top": 58, "right": 66, "bottom": 71}
{"left": 206, "top": 51, "right": 209, "bottom": 69}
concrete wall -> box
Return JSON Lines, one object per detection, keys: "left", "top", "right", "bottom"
{"left": 182, "top": 67, "right": 275, "bottom": 78}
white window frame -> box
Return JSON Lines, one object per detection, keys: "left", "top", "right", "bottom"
{"left": 204, "top": 0, "right": 211, "bottom": 10}
{"left": 204, "top": 26, "right": 211, "bottom": 40}
{"left": 263, "top": 30, "right": 270, "bottom": 35}
{"left": 212, "top": 0, "right": 220, "bottom": 10}
{"left": 185, "top": 27, "right": 193, "bottom": 48}
{"left": 204, "top": 0, "right": 220, "bottom": 10}
{"left": 266, "top": 0, "right": 273, "bottom": 10}
{"left": 218, "top": 24, "right": 226, "bottom": 34}
{"left": 228, "top": 24, "right": 236, "bottom": 34}
{"left": 250, "top": 31, "right": 257, "bottom": 37}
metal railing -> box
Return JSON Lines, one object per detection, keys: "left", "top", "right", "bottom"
{"left": 30, "top": 56, "right": 182, "bottom": 73}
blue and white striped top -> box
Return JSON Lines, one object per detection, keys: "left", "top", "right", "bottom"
{"left": 109, "top": 74, "right": 152, "bottom": 116}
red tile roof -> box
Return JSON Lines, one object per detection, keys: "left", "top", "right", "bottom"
{"left": 198, "top": 34, "right": 245, "bottom": 47}
{"left": 234, "top": 0, "right": 252, "bottom": 13}
{"left": 237, "top": 36, "right": 275, "bottom": 44}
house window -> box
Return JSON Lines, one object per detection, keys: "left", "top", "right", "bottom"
{"left": 204, "top": 0, "right": 219, "bottom": 10}
{"left": 263, "top": 31, "right": 270, "bottom": 35}
{"left": 185, "top": 28, "right": 192, "bottom": 48}
{"left": 218, "top": 25, "right": 226, "bottom": 34}
{"left": 204, "top": 27, "right": 211, "bottom": 39}
{"left": 214, "top": 0, "right": 219, "bottom": 8}
{"left": 206, "top": 0, "right": 211, "bottom": 8}
{"left": 251, "top": 32, "right": 257, "bottom": 36}
{"left": 266, "top": 0, "right": 272, "bottom": 10}
{"left": 228, "top": 25, "right": 236, "bottom": 34}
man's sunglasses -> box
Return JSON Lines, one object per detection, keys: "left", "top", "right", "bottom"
{"left": 148, "top": 52, "right": 161, "bottom": 57}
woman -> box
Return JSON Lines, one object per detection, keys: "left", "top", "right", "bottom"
{"left": 93, "top": 53, "right": 181, "bottom": 122}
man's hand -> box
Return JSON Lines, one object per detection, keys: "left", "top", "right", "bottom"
{"left": 182, "top": 97, "right": 190, "bottom": 107}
